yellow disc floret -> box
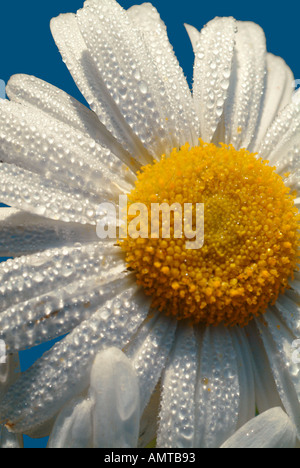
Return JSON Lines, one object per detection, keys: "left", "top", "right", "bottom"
{"left": 120, "top": 142, "right": 299, "bottom": 326}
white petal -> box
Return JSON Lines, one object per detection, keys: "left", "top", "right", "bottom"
{"left": 125, "top": 311, "right": 177, "bottom": 412}
{"left": 258, "top": 91, "right": 300, "bottom": 193}
{"left": 6, "top": 74, "right": 137, "bottom": 171}
{"left": 90, "top": 347, "right": 140, "bottom": 448}
{"left": 252, "top": 54, "right": 294, "bottom": 151}
{"left": 223, "top": 21, "right": 267, "bottom": 150}
{"left": 272, "top": 291, "right": 300, "bottom": 337}
{"left": 0, "top": 207, "right": 98, "bottom": 257}
{"left": 6, "top": 73, "right": 101, "bottom": 135}
{"left": 157, "top": 324, "right": 197, "bottom": 448}
{"left": 220, "top": 407, "right": 296, "bottom": 448}
{"left": 48, "top": 348, "right": 140, "bottom": 448}
{"left": 0, "top": 260, "right": 128, "bottom": 352}
{"left": 0, "top": 163, "right": 101, "bottom": 224}
{"left": 50, "top": 11, "right": 152, "bottom": 163}
{"left": 290, "top": 271, "right": 300, "bottom": 295}
{"left": 0, "top": 287, "right": 150, "bottom": 434}
{"left": 246, "top": 321, "right": 283, "bottom": 414}
{"left": 50, "top": 11, "right": 143, "bottom": 158}
{"left": 255, "top": 311, "right": 300, "bottom": 437}
{"left": 259, "top": 90, "right": 300, "bottom": 161}
{"left": 0, "top": 354, "right": 23, "bottom": 448}
{"left": 185, "top": 17, "right": 236, "bottom": 143}
{"left": 229, "top": 327, "right": 255, "bottom": 427}
{"left": 47, "top": 397, "right": 93, "bottom": 448}
{"left": 194, "top": 326, "right": 241, "bottom": 448}
{"left": 0, "top": 242, "right": 117, "bottom": 313}
{"left": 0, "top": 100, "right": 132, "bottom": 199}
{"left": 128, "top": 3, "right": 198, "bottom": 147}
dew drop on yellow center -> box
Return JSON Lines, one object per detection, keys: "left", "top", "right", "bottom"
{"left": 120, "top": 142, "right": 299, "bottom": 326}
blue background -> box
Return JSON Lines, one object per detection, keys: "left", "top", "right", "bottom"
{"left": 0, "top": 0, "right": 299, "bottom": 449}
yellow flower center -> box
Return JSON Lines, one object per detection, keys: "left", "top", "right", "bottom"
{"left": 120, "top": 142, "right": 299, "bottom": 326}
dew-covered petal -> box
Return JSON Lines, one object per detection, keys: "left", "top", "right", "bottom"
{"left": 258, "top": 90, "right": 300, "bottom": 162}
{"left": 0, "top": 100, "right": 133, "bottom": 199}
{"left": 50, "top": 11, "right": 116, "bottom": 137}
{"left": 0, "top": 426, "right": 23, "bottom": 448}
{"left": 194, "top": 326, "right": 241, "bottom": 448}
{"left": 0, "top": 243, "right": 124, "bottom": 352}
{"left": 220, "top": 407, "right": 297, "bottom": 448}
{"left": 157, "top": 324, "right": 197, "bottom": 448}
{"left": 48, "top": 348, "right": 140, "bottom": 448}
{"left": 0, "top": 287, "right": 150, "bottom": 434}
{"left": 6, "top": 74, "right": 138, "bottom": 171}
{"left": 0, "top": 354, "right": 20, "bottom": 402}
{"left": 50, "top": 11, "right": 152, "bottom": 164}
{"left": 47, "top": 397, "right": 93, "bottom": 448}
{"left": 185, "top": 17, "right": 236, "bottom": 143}
{"left": 0, "top": 163, "right": 102, "bottom": 224}
{"left": 246, "top": 321, "right": 283, "bottom": 414}
{"left": 223, "top": 21, "right": 267, "bottom": 150}
{"left": 6, "top": 74, "right": 104, "bottom": 139}
{"left": 0, "top": 207, "right": 98, "bottom": 257}
{"left": 0, "top": 242, "right": 119, "bottom": 312}
{"left": 75, "top": 0, "right": 181, "bottom": 158}
{"left": 50, "top": 11, "right": 146, "bottom": 159}
{"left": 252, "top": 54, "right": 294, "bottom": 151}
{"left": 0, "top": 354, "right": 22, "bottom": 448}
{"left": 258, "top": 90, "right": 300, "bottom": 193}
{"left": 90, "top": 347, "right": 140, "bottom": 448}
{"left": 127, "top": 3, "right": 198, "bottom": 147}
{"left": 229, "top": 327, "right": 255, "bottom": 428}
{"left": 125, "top": 311, "right": 177, "bottom": 412}
{"left": 0, "top": 262, "right": 128, "bottom": 353}
{"left": 271, "top": 290, "right": 300, "bottom": 337}
{"left": 255, "top": 311, "right": 300, "bottom": 437}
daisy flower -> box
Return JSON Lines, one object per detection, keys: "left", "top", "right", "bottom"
{"left": 0, "top": 0, "right": 299, "bottom": 448}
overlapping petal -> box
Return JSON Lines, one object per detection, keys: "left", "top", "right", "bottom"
{"left": 48, "top": 348, "right": 140, "bottom": 448}
{"left": 0, "top": 286, "right": 150, "bottom": 434}
{"left": 157, "top": 324, "right": 197, "bottom": 448}
{"left": 128, "top": 3, "right": 198, "bottom": 147}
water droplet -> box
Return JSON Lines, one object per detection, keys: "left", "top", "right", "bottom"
{"left": 134, "top": 70, "right": 141, "bottom": 81}
{"left": 220, "top": 79, "right": 230, "bottom": 91}
{"left": 139, "top": 81, "right": 148, "bottom": 95}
